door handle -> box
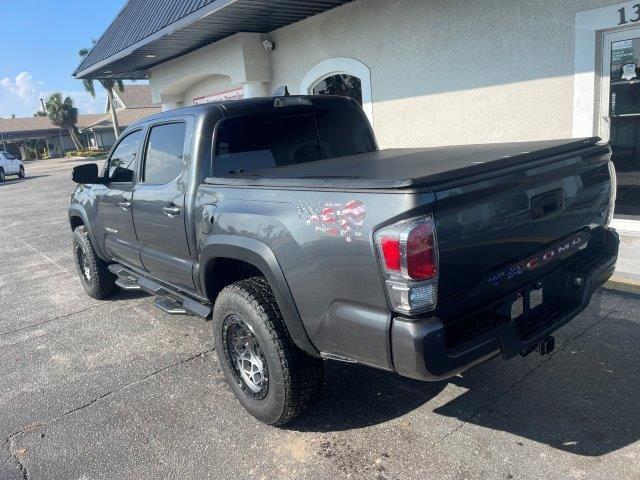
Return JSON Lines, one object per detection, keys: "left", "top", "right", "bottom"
{"left": 118, "top": 199, "right": 132, "bottom": 210}
{"left": 162, "top": 206, "right": 181, "bottom": 217}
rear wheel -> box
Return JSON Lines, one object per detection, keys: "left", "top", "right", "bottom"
{"left": 213, "top": 277, "right": 324, "bottom": 426}
{"left": 18, "top": 166, "right": 25, "bottom": 178}
{"left": 72, "top": 225, "right": 119, "bottom": 299}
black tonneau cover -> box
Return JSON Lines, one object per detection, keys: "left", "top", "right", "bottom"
{"left": 204, "top": 137, "right": 605, "bottom": 191}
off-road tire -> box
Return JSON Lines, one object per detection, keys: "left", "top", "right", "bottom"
{"left": 213, "top": 277, "right": 324, "bottom": 426}
{"left": 72, "top": 225, "right": 119, "bottom": 299}
{"left": 0, "top": 168, "right": 5, "bottom": 182}
{"left": 18, "top": 166, "right": 25, "bottom": 178}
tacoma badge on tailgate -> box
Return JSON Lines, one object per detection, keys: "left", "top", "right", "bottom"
{"left": 488, "top": 232, "right": 591, "bottom": 287}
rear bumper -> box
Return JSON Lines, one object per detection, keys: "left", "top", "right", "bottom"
{"left": 391, "top": 227, "right": 619, "bottom": 381}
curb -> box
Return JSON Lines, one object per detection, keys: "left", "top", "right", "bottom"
{"left": 604, "top": 275, "right": 640, "bottom": 296}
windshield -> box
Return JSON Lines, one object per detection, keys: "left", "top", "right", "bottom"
{"left": 213, "top": 106, "right": 375, "bottom": 177}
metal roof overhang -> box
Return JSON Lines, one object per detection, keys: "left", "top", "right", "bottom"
{"left": 73, "top": 0, "right": 354, "bottom": 80}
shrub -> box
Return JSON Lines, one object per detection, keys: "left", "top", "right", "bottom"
{"left": 65, "top": 150, "right": 108, "bottom": 158}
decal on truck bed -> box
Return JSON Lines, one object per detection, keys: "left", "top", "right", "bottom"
{"left": 297, "top": 200, "right": 366, "bottom": 242}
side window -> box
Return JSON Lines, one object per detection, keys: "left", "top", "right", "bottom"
{"left": 108, "top": 130, "right": 142, "bottom": 183}
{"left": 142, "top": 123, "right": 187, "bottom": 185}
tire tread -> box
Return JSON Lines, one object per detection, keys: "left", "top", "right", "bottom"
{"left": 216, "top": 277, "right": 323, "bottom": 426}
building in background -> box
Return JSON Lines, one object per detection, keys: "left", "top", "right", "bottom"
{"left": 73, "top": 0, "right": 640, "bottom": 219}
{"left": 0, "top": 85, "right": 160, "bottom": 157}
{"left": 0, "top": 114, "right": 103, "bottom": 159}
{"left": 79, "top": 84, "right": 161, "bottom": 149}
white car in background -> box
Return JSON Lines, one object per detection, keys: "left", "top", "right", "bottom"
{"left": 0, "top": 151, "right": 25, "bottom": 182}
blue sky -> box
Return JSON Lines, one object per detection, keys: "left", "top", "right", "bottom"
{"left": 0, "top": 0, "right": 142, "bottom": 118}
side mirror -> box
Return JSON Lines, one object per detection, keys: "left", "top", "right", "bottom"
{"left": 72, "top": 163, "right": 100, "bottom": 184}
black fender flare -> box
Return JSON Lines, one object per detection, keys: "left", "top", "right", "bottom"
{"left": 199, "top": 235, "right": 319, "bottom": 357}
{"left": 68, "top": 206, "right": 108, "bottom": 261}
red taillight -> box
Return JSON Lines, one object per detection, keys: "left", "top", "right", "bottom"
{"left": 406, "top": 222, "right": 437, "bottom": 280}
{"left": 374, "top": 216, "right": 439, "bottom": 314}
{"left": 380, "top": 237, "right": 401, "bottom": 272}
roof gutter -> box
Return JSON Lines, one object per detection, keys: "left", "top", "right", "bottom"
{"left": 73, "top": 0, "right": 239, "bottom": 79}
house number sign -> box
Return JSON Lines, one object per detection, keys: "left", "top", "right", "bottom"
{"left": 618, "top": 4, "right": 640, "bottom": 25}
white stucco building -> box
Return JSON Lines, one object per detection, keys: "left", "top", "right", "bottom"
{"left": 75, "top": 0, "right": 640, "bottom": 217}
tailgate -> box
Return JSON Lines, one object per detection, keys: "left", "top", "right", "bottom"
{"left": 434, "top": 143, "right": 613, "bottom": 310}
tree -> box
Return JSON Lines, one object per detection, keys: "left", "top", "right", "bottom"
{"left": 79, "top": 47, "right": 124, "bottom": 140}
{"left": 33, "top": 111, "right": 47, "bottom": 117}
{"left": 45, "top": 93, "right": 83, "bottom": 151}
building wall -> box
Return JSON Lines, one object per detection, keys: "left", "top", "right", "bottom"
{"left": 149, "top": 32, "right": 271, "bottom": 109}
{"left": 147, "top": 0, "right": 626, "bottom": 148}
{"left": 267, "top": 0, "right": 624, "bottom": 148}
{"left": 183, "top": 75, "right": 239, "bottom": 106}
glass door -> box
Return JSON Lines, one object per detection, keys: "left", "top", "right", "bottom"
{"left": 602, "top": 29, "right": 640, "bottom": 218}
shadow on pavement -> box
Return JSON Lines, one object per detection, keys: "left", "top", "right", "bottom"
{"left": 289, "top": 361, "right": 446, "bottom": 432}
{"left": 0, "top": 175, "right": 49, "bottom": 185}
{"left": 437, "top": 315, "right": 640, "bottom": 457}
{"left": 291, "top": 310, "right": 639, "bottom": 456}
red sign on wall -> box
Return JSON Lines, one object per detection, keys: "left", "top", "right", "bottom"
{"left": 193, "top": 87, "right": 244, "bottom": 105}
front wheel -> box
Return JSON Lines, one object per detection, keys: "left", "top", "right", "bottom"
{"left": 72, "top": 225, "right": 119, "bottom": 299}
{"left": 18, "top": 166, "right": 25, "bottom": 178}
{"left": 213, "top": 277, "right": 324, "bottom": 426}
{"left": 0, "top": 168, "right": 5, "bottom": 182}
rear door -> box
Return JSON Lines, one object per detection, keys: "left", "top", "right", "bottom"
{"left": 132, "top": 119, "right": 195, "bottom": 292}
{"left": 94, "top": 129, "right": 145, "bottom": 269}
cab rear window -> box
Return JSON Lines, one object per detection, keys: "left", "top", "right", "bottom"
{"left": 213, "top": 107, "right": 375, "bottom": 177}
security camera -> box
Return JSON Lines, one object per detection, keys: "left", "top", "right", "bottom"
{"left": 262, "top": 40, "right": 275, "bottom": 53}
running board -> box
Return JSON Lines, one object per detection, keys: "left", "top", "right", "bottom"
{"left": 108, "top": 264, "right": 211, "bottom": 319}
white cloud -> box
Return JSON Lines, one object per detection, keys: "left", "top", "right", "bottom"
{"left": 0, "top": 71, "right": 107, "bottom": 118}
{"left": 0, "top": 71, "right": 39, "bottom": 101}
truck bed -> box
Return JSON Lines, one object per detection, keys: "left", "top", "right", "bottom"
{"left": 205, "top": 138, "right": 604, "bottom": 190}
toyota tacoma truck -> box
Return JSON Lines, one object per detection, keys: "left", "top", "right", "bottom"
{"left": 68, "top": 95, "right": 619, "bottom": 426}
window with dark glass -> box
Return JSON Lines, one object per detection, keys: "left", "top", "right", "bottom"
{"left": 143, "top": 123, "right": 186, "bottom": 185}
{"left": 213, "top": 108, "right": 375, "bottom": 177}
{"left": 312, "top": 74, "right": 363, "bottom": 106}
{"left": 108, "top": 130, "right": 142, "bottom": 183}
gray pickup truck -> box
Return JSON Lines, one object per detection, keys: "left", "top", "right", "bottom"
{"left": 69, "top": 95, "right": 618, "bottom": 425}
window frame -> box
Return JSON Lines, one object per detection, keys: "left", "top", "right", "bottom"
{"left": 105, "top": 128, "right": 144, "bottom": 185}
{"left": 139, "top": 120, "right": 188, "bottom": 186}
{"left": 299, "top": 57, "right": 373, "bottom": 126}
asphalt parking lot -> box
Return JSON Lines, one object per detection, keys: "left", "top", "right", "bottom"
{"left": 1, "top": 157, "right": 639, "bottom": 480}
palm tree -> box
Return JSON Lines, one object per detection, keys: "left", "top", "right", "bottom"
{"left": 45, "top": 93, "right": 83, "bottom": 151}
{"left": 79, "top": 47, "right": 124, "bottom": 140}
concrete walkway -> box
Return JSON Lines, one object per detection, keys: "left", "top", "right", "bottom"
{"left": 608, "top": 219, "right": 640, "bottom": 294}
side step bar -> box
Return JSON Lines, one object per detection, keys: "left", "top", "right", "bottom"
{"left": 108, "top": 264, "right": 212, "bottom": 319}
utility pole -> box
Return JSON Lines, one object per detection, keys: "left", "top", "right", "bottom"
{"left": 58, "top": 129, "right": 64, "bottom": 157}
{"left": 40, "top": 98, "right": 47, "bottom": 114}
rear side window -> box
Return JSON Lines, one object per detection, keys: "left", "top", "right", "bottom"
{"left": 213, "top": 107, "right": 375, "bottom": 176}
{"left": 108, "top": 130, "right": 142, "bottom": 183}
{"left": 143, "top": 123, "right": 187, "bottom": 185}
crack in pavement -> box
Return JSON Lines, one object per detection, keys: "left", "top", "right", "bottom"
{"left": 3, "top": 347, "right": 215, "bottom": 478}
{"left": 54, "top": 347, "right": 216, "bottom": 422}
{"left": 0, "top": 301, "right": 116, "bottom": 340}
{"left": 427, "top": 309, "right": 619, "bottom": 449}
{"left": 4, "top": 436, "right": 28, "bottom": 480}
